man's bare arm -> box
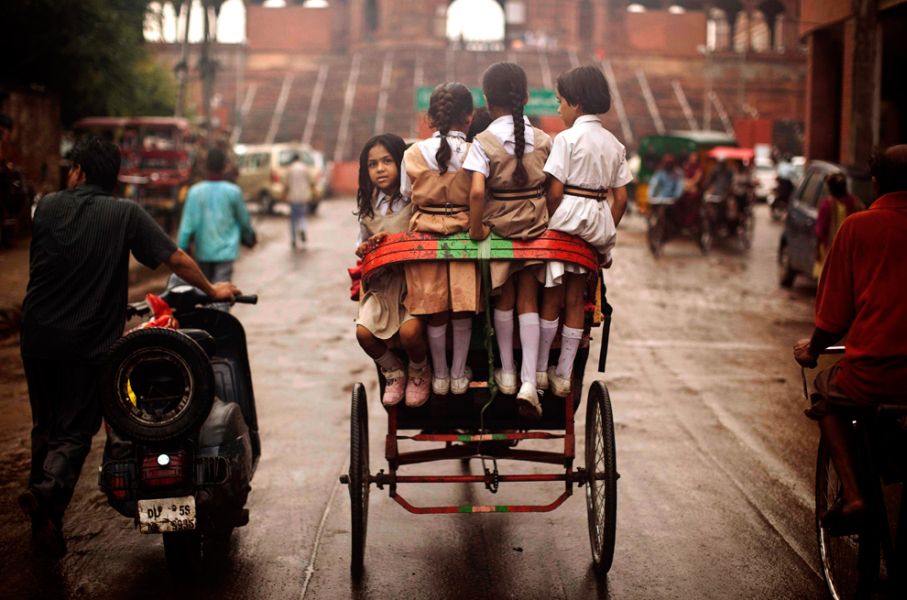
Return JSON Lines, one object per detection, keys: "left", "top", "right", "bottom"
{"left": 611, "top": 185, "right": 629, "bottom": 227}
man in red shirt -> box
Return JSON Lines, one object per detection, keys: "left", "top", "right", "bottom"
{"left": 794, "top": 144, "right": 907, "bottom": 534}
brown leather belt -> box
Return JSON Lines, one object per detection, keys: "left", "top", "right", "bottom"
{"left": 489, "top": 186, "right": 545, "bottom": 202}
{"left": 564, "top": 185, "right": 609, "bottom": 201}
{"left": 415, "top": 203, "right": 469, "bottom": 215}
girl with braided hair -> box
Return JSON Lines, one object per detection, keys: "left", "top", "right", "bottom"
{"left": 399, "top": 82, "right": 479, "bottom": 396}
{"left": 354, "top": 134, "right": 431, "bottom": 408}
{"left": 463, "top": 62, "right": 552, "bottom": 420}
{"left": 536, "top": 65, "right": 631, "bottom": 399}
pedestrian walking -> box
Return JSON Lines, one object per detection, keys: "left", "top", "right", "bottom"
{"left": 285, "top": 153, "right": 315, "bottom": 248}
{"left": 813, "top": 172, "right": 864, "bottom": 277}
{"left": 18, "top": 136, "right": 240, "bottom": 558}
{"left": 176, "top": 147, "right": 255, "bottom": 308}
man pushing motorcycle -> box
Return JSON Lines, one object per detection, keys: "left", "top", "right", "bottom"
{"left": 793, "top": 144, "right": 907, "bottom": 535}
{"left": 18, "top": 136, "right": 240, "bottom": 558}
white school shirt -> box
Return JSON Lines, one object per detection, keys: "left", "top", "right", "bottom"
{"left": 399, "top": 131, "right": 470, "bottom": 198}
{"left": 462, "top": 114, "right": 536, "bottom": 177}
{"left": 356, "top": 190, "right": 409, "bottom": 247}
{"left": 541, "top": 115, "right": 634, "bottom": 286}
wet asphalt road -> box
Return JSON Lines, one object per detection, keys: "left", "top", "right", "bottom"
{"left": 0, "top": 199, "right": 829, "bottom": 599}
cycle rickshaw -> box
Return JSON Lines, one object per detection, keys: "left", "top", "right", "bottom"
{"left": 699, "top": 146, "right": 756, "bottom": 253}
{"left": 340, "top": 231, "right": 618, "bottom": 578}
{"left": 806, "top": 347, "right": 907, "bottom": 599}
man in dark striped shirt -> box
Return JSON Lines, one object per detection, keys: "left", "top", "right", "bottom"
{"left": 18, "top": 136, "right": 240, "bottom": 557}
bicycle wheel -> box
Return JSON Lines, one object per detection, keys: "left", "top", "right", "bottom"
{"left": 585, "top": 381, "right": 617, "bottom": 575}
{"left": 737, "top": 210, "right": 754, "bottom": 251}
{"left": 698, "top": 207, "right": 713, "bottom": 255}
{"left": 816, "top": 438, "right": 878, "bottom": 599}
{"left": 349, "top": 383, "right": 370, "bottom": 579}
{"left": 647, "top": 207, "right": 666, "bottom": 257}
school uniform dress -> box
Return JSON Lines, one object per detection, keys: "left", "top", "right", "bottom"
{"left": 542, "top": 115, "right": 633, "bottom": 287}
{"left": 400, "top": 132, "right": 481, "bottom": 315}
{"left": 356, "top": 191, "right": 415, "bottom": 340}
{"left": 462, "top": 115, "right": 552, "bottom": 290}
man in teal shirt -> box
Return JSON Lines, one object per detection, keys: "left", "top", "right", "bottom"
{"left": 177, "top": 148, "right": 254, "bottom": 289}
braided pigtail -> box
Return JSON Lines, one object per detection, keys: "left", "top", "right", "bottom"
{"left": 510, "top": 88, "right": 528, "bottom": 188}
{"left": 429, "top": 86, "right": 454, "bottom": 173}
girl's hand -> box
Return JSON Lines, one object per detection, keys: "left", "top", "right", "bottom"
{"left": 356, "top": 232, "right": 388, "bottom": 257}
{"left": 470, "top": 223, "right": 490, "bottom": 241}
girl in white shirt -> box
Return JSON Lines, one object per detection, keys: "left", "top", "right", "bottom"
{"left": 537, "top": 66, "right": 632, "bottom": 398}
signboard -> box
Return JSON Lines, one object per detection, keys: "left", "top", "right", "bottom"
{"left": 415, "top": 86, "right": 558, "bottom": 117}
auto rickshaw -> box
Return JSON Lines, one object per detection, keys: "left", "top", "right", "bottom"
{"left": 635, "top": 130, "right": 737, "bottom": 214}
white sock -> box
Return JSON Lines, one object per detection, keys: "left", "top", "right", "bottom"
{"left": 493, "top": 308, "right": 515, "bottom": 373}
{"left": 556, "top": 326, "right": 583, "bottom": 379}
{"left": 427, "top": 324, "right": 449, "bottom": 378}
{"left": 451, "top": 318, "right": 472, "bottom": 379}
{"left": 537, "top": 317, "right": 560, "bottom": 372}
{"left": 518, "top": 312, "right": 540, "bottom": 388}
{"left": 375, "top": 350, "right": 402, "bottom": 372}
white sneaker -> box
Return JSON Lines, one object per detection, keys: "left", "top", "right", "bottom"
{"left": 432, "top": 375, "right": 450, "bottom": 395}
{"left": 536, "top": 370, "right": 549, "bottom": 391}
{"left": 493, "top": 369, "right": 518, "bottom": 395}
{"left": 450, "top": 366, "right": 472, "bottom": 395}
{"left": 516, "top": 382, "right": 542, "bottom": 420}
{"left": 547, "top": 366, "right": 571, "bottom": 398}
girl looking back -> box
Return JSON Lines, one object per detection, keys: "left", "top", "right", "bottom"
{"left": 463, "top": 62, "right": 552, "bottom": 420}
{"left": 355, "top": 134, "right": 430, "bottom": 408}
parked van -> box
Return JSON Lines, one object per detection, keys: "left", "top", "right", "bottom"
{"left": 234, "top": 143, "right": 331, "bottom": 214}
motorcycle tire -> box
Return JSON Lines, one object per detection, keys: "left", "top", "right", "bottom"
{"left": 101, "top": 328, "right": 214, "bottom": 444}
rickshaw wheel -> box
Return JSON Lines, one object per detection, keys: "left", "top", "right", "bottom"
{"left": 646, "top": 207, "right": 665, "bottom": 257}
{"left": 697, "top": 210, "right": 712, "bottom": 255}
{"left": 585, "top": 381, "right": 617, "bottom": 575}
{"left": 349, "top": 383, "right": 370, "bottom": 579}
{"left": 816, "top": 437, "right": 873, "bottom": 600}
{"left": 737, "top": 211, "right": 754, "bottom": 251}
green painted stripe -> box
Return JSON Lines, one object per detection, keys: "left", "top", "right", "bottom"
{"left": 458, "top": 505, "right": 472, "bottom": 513}
{"left": 456, "top": 434, "right": 471, "bottom": 442}
{"left": 495, "top": 505, "right": 510, "bottom": 512}
{"left": 492, "top": 433, "right": 507, "bottom": 441}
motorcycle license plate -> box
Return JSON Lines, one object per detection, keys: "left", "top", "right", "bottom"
{"left": 137, "top": 496, "right": 196, "bottom": 534}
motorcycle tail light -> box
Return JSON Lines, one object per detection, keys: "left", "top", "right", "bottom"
{"left": 141, "top": 450, "right": 189, "bottom": 488}
{"left": 101, "top": 461, "right": 136, "bottom": 501}
{"left": 271, "top": 169, "right": 281, "bottom": 184}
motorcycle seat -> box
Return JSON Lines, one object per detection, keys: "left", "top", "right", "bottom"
{"left": 180, "top": 329, "right": 216, "bottom": 357}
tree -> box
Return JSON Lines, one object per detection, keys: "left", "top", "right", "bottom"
{"left": 0, "top": 0, "right": 176, "bottom": 123}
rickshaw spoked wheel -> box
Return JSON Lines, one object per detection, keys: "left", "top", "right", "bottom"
{"left": 737, "top": 210, "right": 754, "bottom": 251}
{"left": 585, "top": 381, "right": 617, "bottom": 575}
{"left": 698, "top": 207, "right": 712, "bottom": 255}
{"left": 646, "top": 206, "right": 666, "bottom": 257}
{"left": 349, "top": 382, "right": 370, "bottom": 579}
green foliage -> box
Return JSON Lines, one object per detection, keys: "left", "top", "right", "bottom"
{"left": 0, "top": 0, "right": 176, "bottom": 123}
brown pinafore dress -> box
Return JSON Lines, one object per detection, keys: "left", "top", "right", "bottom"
{"left": 475, "top": 127, "right": 552, "bottom": 289}
{"left": 403, "top": 144, "right": 481, "bottom": 315}
{"left": 356, "top": 193, "right": 416, "bottom": 340}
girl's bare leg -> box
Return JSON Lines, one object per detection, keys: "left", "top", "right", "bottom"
{"left": 398, "top": 318, "right": 427, "bottom": 364}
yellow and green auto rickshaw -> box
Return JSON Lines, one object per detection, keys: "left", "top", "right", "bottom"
{"left": 635, "top": 130, "right": 737, "bottom": 213}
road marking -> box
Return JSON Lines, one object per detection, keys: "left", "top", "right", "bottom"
{"left": 300, "top": 463, "right": 345, "bottom": 599}
{"left": 617, "top": 339, "right": 776, "bottom": 351}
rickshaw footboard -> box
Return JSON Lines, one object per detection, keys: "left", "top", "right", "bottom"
{"left": 390, "top": 489, "right": 575, "bottom": 514}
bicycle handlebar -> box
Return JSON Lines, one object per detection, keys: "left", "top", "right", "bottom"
{"left": 234, "top": 294, "right": 258, "bottom": 305}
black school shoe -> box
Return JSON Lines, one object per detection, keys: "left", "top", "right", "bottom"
{"left": 18, "top": 489, "right": 67, "bottom": 559}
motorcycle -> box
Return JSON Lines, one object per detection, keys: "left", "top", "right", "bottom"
{"left": 97, "top": 285, "right": 260, "bottom": 576}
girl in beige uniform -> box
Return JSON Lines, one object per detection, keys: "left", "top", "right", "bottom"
{"left": 355, "top": 134, "right": 430, "bottom": 408}
{"left": 401, "top": 83, "right": 480, "bottom": 396}
{"left": 464, "top": 62, "right": 552, "bottom": 420}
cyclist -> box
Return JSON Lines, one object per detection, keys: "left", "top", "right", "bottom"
{"left": 793, "top": 144, "right": 907, "bottom": 535}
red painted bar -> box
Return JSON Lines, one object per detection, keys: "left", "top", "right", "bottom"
{"left": 392, "top": 491, "right": 572, "bottom": 515}
{"left": 408, "top": 432, "right": 564, "bottom": 442}
{"left": 392, "top": 473, "right": 568, "bottom": 483}
{"left": 396, "top": 447, "right": 567, "bottom": 465}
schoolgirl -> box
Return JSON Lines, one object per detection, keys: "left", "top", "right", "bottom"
{"left": 463, "top": 62, "right": 552, "bottom": 419}
{"left": 354, "top": 134, "right": 431, "bottom": 408}
{"left": 536, "top": 65, "right": 631, "bottom": 397}
{"left": 400, "top": 83, "right": 480, "bottom": 396}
